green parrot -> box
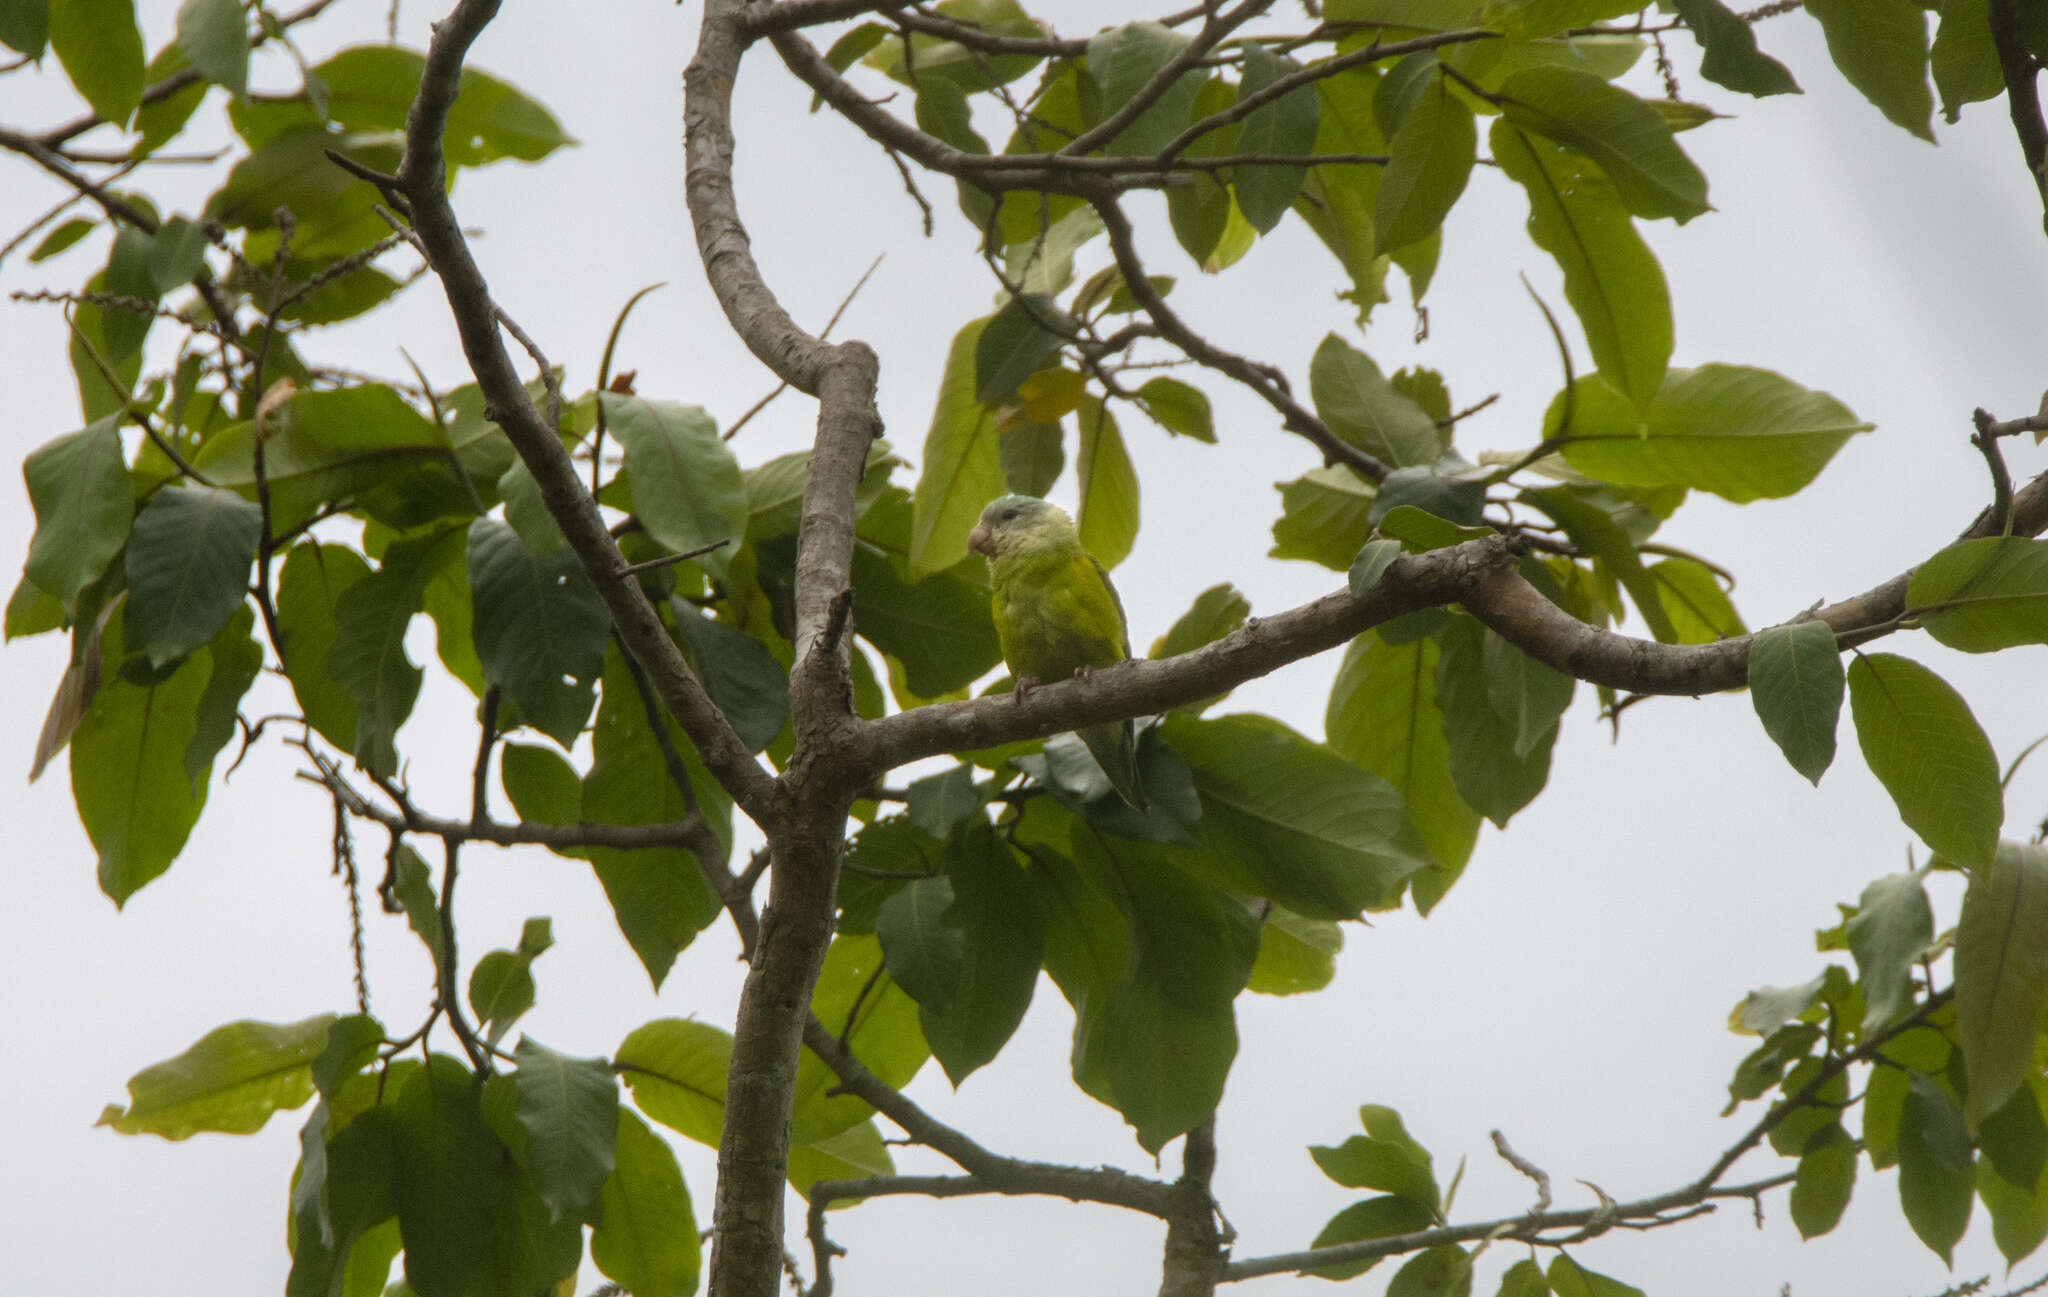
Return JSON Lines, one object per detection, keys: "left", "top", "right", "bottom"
{"left": 967, "top": 494, "right": 1147, "bottom": 810}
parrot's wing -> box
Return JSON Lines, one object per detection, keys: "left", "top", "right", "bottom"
{"left": 1088, "top": 555, "right": 1134, "bottom": 659}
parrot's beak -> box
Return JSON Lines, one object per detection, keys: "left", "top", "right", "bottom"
{"left": 967, "top": 522, "right": 993, "bottom": 557}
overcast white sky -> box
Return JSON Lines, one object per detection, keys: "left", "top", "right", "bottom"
{"left": 3, "top": 3, "right": 2047, "bottom": 1295}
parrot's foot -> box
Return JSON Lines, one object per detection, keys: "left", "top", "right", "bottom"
{"left": 1013, "top": 676, "right": 1040, "bottom": 703}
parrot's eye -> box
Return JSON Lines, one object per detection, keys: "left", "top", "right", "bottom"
{"left": 1001, "top": 508, "right": 1019, "bottom": 521}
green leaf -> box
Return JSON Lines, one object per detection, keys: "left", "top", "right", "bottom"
{"left": 862, "top": 0, "right": 1042, "bottom": 92}
{"left": 1499, "top": 66, "right": 1708, "bottom": 221}
{"left": 49, "top": 0, "right": 144, "bottom": 125}
{"left": 911, "top": 319, "right": 1005, "bottom": 577}
{"left": 72, "top": 610, "right": 211, "bottom": 903}
{"left": 1304, "top": 1194, "right": 1435, "bottom": 1280}
{"left": 1150, "top": 583, "right": 1250, "bottom": 661}
{"left": 1235, "top": 43, "right": 1320, "bottom": 232}
{"left": 1435, "top": 614, "right": 1554, "bottom": 827}
{"left": 1518, "top": 482, "right": 1677, "bottom": 642}
{"left": 468, "top": 928, "right": 548, "bottom": 1048}
{"left": 582, "top": 650, "right": 727, "bottom": 988}
{"left": 1546, "top": 1255, "right": 1644, "bottom": 1297}
{"left": 1982, "top": 1078, "right": 2048, "bottom": 1192}
{"left": 1848, "top": 869, "right": 1934, "bottom": 1030}
{"left": 600, "top": 395, "right": 745, "bottom": 580}
{"left": 919, "top": 825, "right": 1043, "bottom": 1083}
{"left": 387, "top": 1055, "right": 581, "bottom": 1297}
{"left": 1789, "top": 1122, "right": 1858, "bottom": 1237}
{"left": 905, "top": 766, "right": 979, "bottom": 839}
{"left": 999, "top": 420, "right": 1065, "bottom": 496}
{"left": 1310, "top": 334, "right": 1442, "bottom": 468}
{"left": 1806, "top": 0, "right": 1935, "bottom": 141}
{"left": 28, "top": 216, "right": 94, "bottom": 263}
{"left": 499, "top": 741, "right": 582, "bottom": 835}
{"left": 511, "top": 1037, "right": 618, "bottom": 1225}
{"left": 0, "top": 0, "right": 49, "bottom": 57}
{"left": 185, "top": 604, "right": 259, "bottom": 787}
{"left": 1072, "top": 831, "right": 1258, "bottom": 1152}
{"left": 1327, "top": 631, "right": 1477, "bottom": 911}
{"left": 1271, "top": 465, "right": 1377, "bottom": 570}
{"left": 176, "top": 0, "right": 247, "bottom": 97}
{"left": 1848, "top": 652, "right": 2002, "bottom": 871}
{"left": 1386, "top": 1246, "right": 1472, "bottom": 1297}
{"left": 1908, "top": 537, "right": 2048, "bottom": 652}
{"left": 669, "top": 605, "right": 788, "bottom": 754}
{"left": 316, "top": 44, "right": 574, "bottom": 165}
{"left": 1673, "top": 0, "right": 1800, "bottom": 96}
{"left": 1491, "top": 123, "right": 1671, "bottom": 405}
{"left": 1167, "top": 713, "right": 1430, "bottom": 917}
{"left": 466, "top": 519, "right": 607, "bottom": 747}
{"left": 1556, "top": 365, "right": 1869, "bottom": 502}
{"left": 124, "top": 485, "right": 261, "bottom": 668}
{"left": 1957, "top": 842, "right": 2048, "bottom": 1127}
{"left": 1496, "top": 1257, "right": 1552, "bottom": 1297}
{"left": 311, "top": 1013, "right": 385, "bottom": 1101}
{"left": 617, "top": 1018, "right": 731, "bottom": 1150}
{"left": 277, "top": 543, "right": 370, "bottom": 754}
{"left": 1899, "top": 1070, "right": 1975, "bottom": 1263}
{"left": 148, "top": 215, "right": 210, "bottom": 292}
{"left": 203, "top": 127, "right": 404, "bottom": 260}
{"left": 1086, "top": 21, "right": 1204, "bottom": 156}
{"left": 1481, "top": 625, "right": 1575, "bottom": 759}
{"left": 795, "top": 932, "right": 930, "bottom": 1144}
{"left": 1650, "top": 557, "right": 1743, "bottom": 643}
{"left": 1931, "top": 0, "right": 2003, "bottom": 122}
{"left": 1730, "top": 972, "right": 1827, "bottom": 1036}
{"left": 592, "top": 1108, "right": 699, "bottom": 1297}
{"left": 1247, "top": 907, "right": 1342, "bottom": 995}
{"left": 389, "top": 844, "right": 443, "bottom": 975}
{"left": 1132, "top": 376, "right": 1215, "bottom": 441}
{"left": 1076, "top": 396, "right": 1139, "bottom": 569}
{"left": 1978, "top": 1139, "right": 2048, "bottom": 1267}
{"left": 101, "top": 1014, "right": 335, "bottom": 1138}
{"left": 22, "top": 418, "right": 131, "bottom": 613}
{"left": 1376, "top": 75, "right": 1477, "bottom": 253}
{"left": 1310, "top": 1106, "right": 1440, "bottom": 1211}
{"left": 975, "top": 294, "right": 1070, "bottom": 403}
{"left": 328, "top": 531, "right": 452, "bottom": 774}
{"left": 875, "top": 876, "right": 964, "bottom": 1015}
{"left": 1747, "top": 619, "right": 1845, "bottom": 784}
{"left": 1349, "top": 538, "right": 1403, "bottom": 601}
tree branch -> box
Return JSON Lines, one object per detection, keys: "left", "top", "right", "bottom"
{"left": 857, "top": 464, "right": 2048, "bottom": 774}
{"left": 392, "top": 0, "right": 777, "bottom": 823}
{"left": 1988, "top": 0, "right": 2048, "bottom": 230}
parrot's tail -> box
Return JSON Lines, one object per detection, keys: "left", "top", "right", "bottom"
{"left": 1079, "top": 720, "right": 1148, "bottom": 812}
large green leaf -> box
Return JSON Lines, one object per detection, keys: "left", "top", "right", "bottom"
{"left": 1075, "top": 396, "right": 1139, "bottom": 569}
{"left": 124, "top": 485, "right": 262, "bottom": 667}
{"left": 387, "top": 1055, "right": 581, "bottom": 1297}
{"left": 1518, "top": 482, "right": 1676, "bottom": 642}
{"left": 186, "top": 605, "right": 260, "bottom": 788}
{"left": 1072, "top": 830, "right": 1258, "bottom": 1152}
{"left": 1309, "top": 335, "right": 1442, "bottom": 469}
{"left": 600, "top": 395, "right": 745, "bottom": 580}
{"left": 22, "top": 418, "right": 130, "bottom": 613}
{"left": 1310, "top": 1104, "right": 1441, "bottom": 1212}
{"left": 100, "top": 1014, "right": 335, "bottom": 1138}
{"left": 918, "top": 825, "right": 1044, "bottom": 1083}
{"left": 875, "top": 875, "right": 964, "bottom": 1014}
{"left": 176, "top": 0, "right": 247, "bottom": 97}
{"left": 1165, "top": 712, "right": 1430, "bottom": 917}
{"left": 327, "top": 530, "right": 454, "bottom": 774}
{"left": 1498, "top": 66, "right": 1708, "bottom": 221}
{"left": 1326, "top": 631, "right": 1478, "bottom": 912}
{"left": 582, "top": 650, "right": 726, "bottom": 988}
{"left": 795, "top": 933, "right": 930, "bottom": 1144}
{"left": 1547, "top": 1255, "right": 1645, "bottom": 1297}
{"left": 203, "top": 126, "right": 405, "bottom": 260}
{"left": 276, "top": 543, "right": 370, "bottom": 754}
{"left": 510, "top": 1037, "right": 618, "bottom": 1225}
{"left": 1480, "top": 625, "right": 1574, "bottom": 759}
{"left": 669, "top": 605, "right": 788, "bottom": 754}
{"left": 1747, "top": 619, "right": 1845, "bottom": 785}
{"left": 616, "top": 1018, "right": 730, "bottom": 1150}
{"left": 1847, "top": 653, "right": 2002, "bottom": 871}
{"left": 1235, "top": 43, "right": 1321, "bottom": 233}
{"left": 317, "top": 44, "right": 574, "bottom": 164}
{"left": 0, "top": 0, "right": 49, "bottom": 57}
{"left": 910, "top": 319, "right": 1004, "bottom": 576}
{"left": 1304, "top": 1195, "right": 1436, "bottom": 1281}
{"left": 974, "top": 294, "right": 1068, "bottom": 403}
{"left": 1930, "top": 0, "right": 2004, "bottom": 121}
{"left": 49, "top": 0, "right": 144, "bottom": 125}
{"left": 592, "top": 1108, "right": 699, "bottom": 1297}
{"left": 467, "top": 918, "right": 553, "bottom": 1047}
{"left": 1434, "top": 614, "right": 1554, "bottom": 827}
{"left": 1557, "top": 365, "right": 1869, "bottom": 502}
{"left": 1806, "top": 0, "right": 1935, "bottom": 141}
{"left": 1375, "top": 74, "right": 1476, "bottom": 254}
{"left": 1847, "top": 869, "right": 1934, "bottom": 1030}
{"left": 71, "top": 611, "right": 211, "bottom": 904}
{"left": 1491, "top": 122, "right": 1671, "bottom": 406}
{"left": 1898, "top": 1070, "right": 1975, "bottom": 1263}
{"left": 1246, "top": 907, "right": 1342, "bottom": 995}
{"left": 862, "top": 0, "right": 1042, "bottom": 91}
{"left": 467, "top": 519, "right": 607, "bottom": 747}
{"left": 1673, "top": 0, "right": 1799, "bottom": 95}
{"left": 1908, "top": 537, "right": 2048, "bottom": 652}
{"left": 1085, "top": 21, "right": 1203, "bottom": 156}
{"left": 1790, "top": 1123, "right": 1857, "bottom": 1239}
{"left": 1956, "top": 843, "right": 2048, "bottom": 1127}
{"left": 1270, "top": 465, "right": 1377, "bottom": 570}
